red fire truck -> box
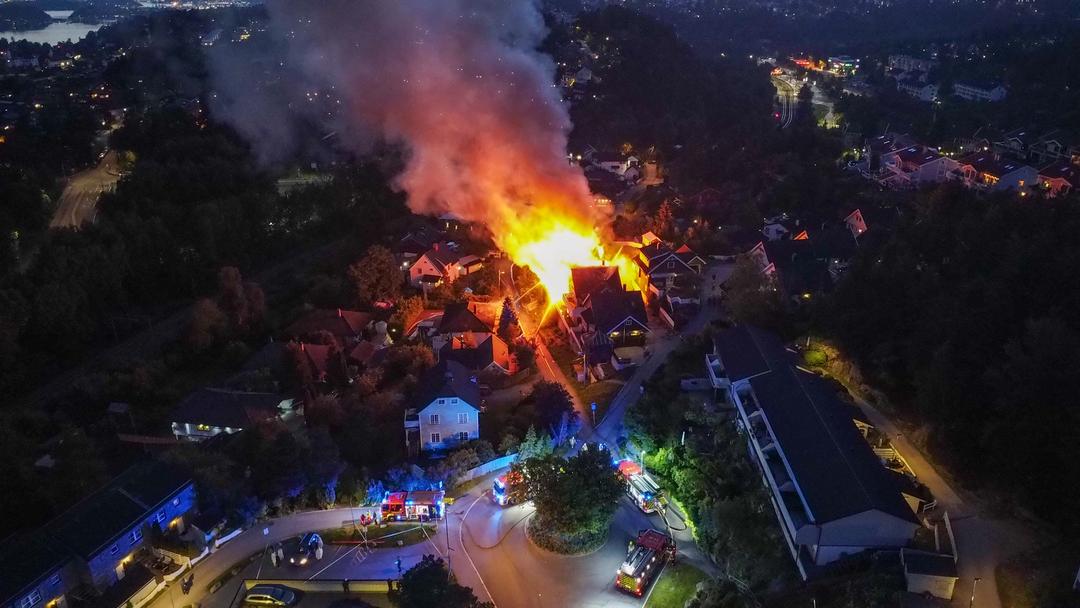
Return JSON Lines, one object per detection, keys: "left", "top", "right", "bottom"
{"left": 615, "top": 529, "right": 676, "bottom": 597}
{"left": 617, "top": 460, "right": 664, "bottom": 514}
{"left": 380, "top": 490, "right": 445, "bottom": 521}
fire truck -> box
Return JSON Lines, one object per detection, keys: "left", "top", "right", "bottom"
{"left": 380, "top": 490, "right": 445, "bottom": 521}
{"left": 491, "top": 471, "right": 522, "bottom": 506}
{"left": 615, "top": 529, "right": 676, "bottom": 597}
{"left": 617, "top": 460, "right": 664, "bottom": 514}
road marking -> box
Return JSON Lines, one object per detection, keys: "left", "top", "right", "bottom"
{"left": 307, "top": 543, "right": 360, "bottom": 580}
{"left": 459, "top": 493, "right": 497, "bottom": 608}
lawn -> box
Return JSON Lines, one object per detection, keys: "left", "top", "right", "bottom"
{"left": 645, "top": 562, "right": 709, "bottom": 607}
{"left": 320, "top": 522, "right": 438, "bottom": 547}
{"left": 581, "top": 379, "right": 623, "bottom": 423}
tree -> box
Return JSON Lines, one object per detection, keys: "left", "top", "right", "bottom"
{"left": 521, "top": 446, "right": 625, "bottom": 552}
{"left": 348, "top": 245, "right": 402, "bottom": 305}
{"left": 511, "top": 342, "right": 536, "bottom": 371}
{"left": 656, "top": 199, "right": 675, "bottom": 240}
{"left": 516, "top": 425, "right": 553, "bottom": 461}
{"left": 523, "top": 381, "right": 577, "bottom": 435}
{"left": 724, "top": 255, "right": 786, "bottom": 332}
{"left": 391, "top": 295, "right": 425, "bottom": 336}
{"left": 188, "top": 298, "right": 227, "bottom": 352}
{"left": 496, "top": 297, "right": 518, "bottom": 342}
{"left": 389, "top": 554, "right": 493, "bottom": 608}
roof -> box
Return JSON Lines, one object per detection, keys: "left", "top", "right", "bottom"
{"left": 49, "top": 461, "right": 192, "bottom": 560}
{"left": 439, "top": 332, "right": 510, "bottom": 372}
{"left": 999, "top": 127, "right": 1035, "bottom": 146}
{"left": 420, "top": 245, "right": 463, "bottom": 274}
{"left": 903, "top": 550, "right": 958, "bottom": 578}
{"left": 437, "top": 302, "right": 489, "bottom": 334}
{"left": 1039, "top": 160, "right": 1080, "bottom": 187}
{"left": 894, "top": 145, "right": 944, "bottom": 166}
{"left": 284, "top": 309, "right": 371, "bottom": 340}
{"left": 0, "top": 533, "right": 69, "bottom": 604}
{"left": 171, "top": 387, "right": 286, "bottom": 429}
{"left": 589, "top": 289, "right": 648, "bottom": 335}
{"left": 749, "top": 368, "right": 918, "bottom": 525}
{"left": 413, "top": 360, "right": 481, "bottom": 411}
{"left": 349, "top": 340, "right": 377, "bottom": 365}
{"left": 570, "top": 266, "right": 621, "bottom": 304}
{"left": 713, "top": 325, "right": 794, "bottom": 382}
{"left": 956, "top": 152, "right": 1032, "bottom": 177}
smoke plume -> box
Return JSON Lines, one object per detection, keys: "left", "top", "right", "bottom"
{"left": 210, "top": 0, "right": 598, "bottom": 247}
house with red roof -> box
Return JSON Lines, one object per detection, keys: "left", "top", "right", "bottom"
{"left": 1038, "top": 160, "right": 1080, "bottom": 198}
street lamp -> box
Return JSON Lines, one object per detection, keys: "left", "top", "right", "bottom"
{"left": 968, "top": 577, "right": 981, "bottom": 608}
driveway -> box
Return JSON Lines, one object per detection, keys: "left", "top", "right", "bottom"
{"left": 853, "top": 399, "right": 1036, "bottom": 608}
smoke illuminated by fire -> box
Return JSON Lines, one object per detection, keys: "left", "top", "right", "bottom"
{"left": 210, "top": 0, "right": 624, "bottom": 301}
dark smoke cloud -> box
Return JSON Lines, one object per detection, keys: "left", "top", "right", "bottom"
{"left": 210, "top": 0, "right": 596, "bottom": 236}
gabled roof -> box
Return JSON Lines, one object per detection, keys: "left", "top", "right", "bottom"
{"left": 1039, "top": 160, "right": 1080, "bottom": 187}
{"left": 413, "top": 360, "right": 481, "bottom": 411}
{"left": 749, "top": 368, "right": 918, "bottom": 525}
{"left": 894, "top": 145, "right": 944, "bottom": 166}
{"left": 298, "top": 342, "right": 334, "bottom": 379}
{"left": 713, "top": 325, "right": 794, "bottom": 382}
{"left": 419, "top": 245, "right": 464, "bottom": 275}
{"left": 49, "top": 461, "right": 192, "bottom": 560}
{"left": 437, "top": 302, "right": 490, "bottom": 334}
{"left": 956, "top": 152, "right": 1032, "bottom": 177}
{"left": 285, "top": 309, "right": 371, "bottom": 340}
{"left": 439, "top": 332, "right": 510, "bottom": 372}
{"left": 349, "top": 340, "right": 377, "bottom": 366}
{"left": 0, "top": 533, "right": 69, "bottom": 604}
{"left": 589, "top": 289, "right": 648, "bottom": 335}
{"left": 170, "top": 387, "right": 287, "bottom": 429}
{"left": 570, "top": 266, "right": 621, "bottom": 304}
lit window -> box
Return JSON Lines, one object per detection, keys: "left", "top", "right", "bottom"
{"left": 172, "top": 498, "right": 180, "bottom": 506}
{"left": 19, "top": 591, "right": 42, "bottom": 608}
{"left": 129, "top": 528, "right": 143, "bottom": 544}
{"left": 457, "top": 413, "right": 469, "bottom": 424}
{"left": 429, "top": 414, "right": 440, "bottom": 425}
{"left": 430, "top": 432, "right": 441, "bottom": 444}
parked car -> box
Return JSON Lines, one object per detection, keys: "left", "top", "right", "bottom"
{"left": 244, "top": 585, "right": 297, "bottom": 607}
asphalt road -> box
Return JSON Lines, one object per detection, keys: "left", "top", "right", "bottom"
{"left": 772, "top": 76, "right": 796, "bottom": 129}
{"left": 50, "top": 150, "right": 120, "bottom": 229}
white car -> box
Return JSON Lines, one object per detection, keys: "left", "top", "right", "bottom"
{"left": 244, "top": 585, "right": 297, "bottom": 607}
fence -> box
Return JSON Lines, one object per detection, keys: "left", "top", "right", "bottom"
{"left": 455, "top": 454, "right": 515, "bottom": 485}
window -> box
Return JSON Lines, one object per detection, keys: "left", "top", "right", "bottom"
{"left": 430, "top": 432, "right": 441, "bottom": 444}
{"left": 156, "top": 509, "right": 167, "bottom": 522}
{"left": 457, "top": 413, "right": 469, "bottom": 424}
{"left": 667, "top": 260, "right": 675, "bottom": 269}
{"left": 437, "top": 398, "right": 446, "bottom": 405}
{"left": 109, "top": 544, "right": 119, "bottom": 556}
{"left": 429, "top": 414, "right": 440, "bottom": 425}
{"left": 48, "top": 573, "right": 61, "bottom": 587}
{"left": 172, "top": 498, "right": 180, "bottom": 506}
{"left": 19, "top": 591, "right": 41, "bottom": 608}
{"left": 457, "top": 431, "right": 469, "bottom": 441}
{"left": 129, "top": 527, "right": 143, "bottom": 543}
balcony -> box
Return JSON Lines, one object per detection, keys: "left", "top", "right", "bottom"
{"left": 705, "top": 353, "right": 729, "bottom": 390}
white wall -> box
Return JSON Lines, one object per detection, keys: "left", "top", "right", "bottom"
{"left": 417, "top": 398, "right": 479, "bottom": 451}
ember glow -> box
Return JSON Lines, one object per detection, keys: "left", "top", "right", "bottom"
{"left": 211, "top": 0, "right": 623, "bottom": 302}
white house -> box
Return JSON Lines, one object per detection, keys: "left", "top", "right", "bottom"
{"left": 408, "top": 243, "right": 463, "bottom": 288}
{"left": 951, "top": 152, "right": 1038, "bottom": 193}
{"left": 707, "top": 326, "right": 921, "bottom": 579}
{"left": 953, "top": 81, "right": 1007, "bottom": 102}
{"left": 897, "top": 80, "right": 938, "bottom": 102}
{"left": 880, "top": 145, "right": 958, "bottom": 187}
{"left": 404, "top": 361, "right": 481, "bottom": 454}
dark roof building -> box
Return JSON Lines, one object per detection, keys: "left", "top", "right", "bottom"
{"left": 0, "top": 534, "right": 70, "bottom": 608}
{"left": 437, "top": 302, "right": 489, "bottom": 334}
{"left": 170, "top": 388, "right": 292, "bottom": 440}
{"left": 284, "top": 309, "right": 371, "bottom": 342}
{"left": 412, "top": 360, "right": 481, "bottom": 410}
{"left": 570, "top": 265, "right": 621, "bottom": 306}
{"left": 711, "top": 325, "right": 920, "bottom": 579}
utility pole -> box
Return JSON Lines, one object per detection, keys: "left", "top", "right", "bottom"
{"left": 968, "top": 577, "right": 981, "bottom": 608}
{"left": 444, "top": 510, "right": 452, "bottom": 581}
